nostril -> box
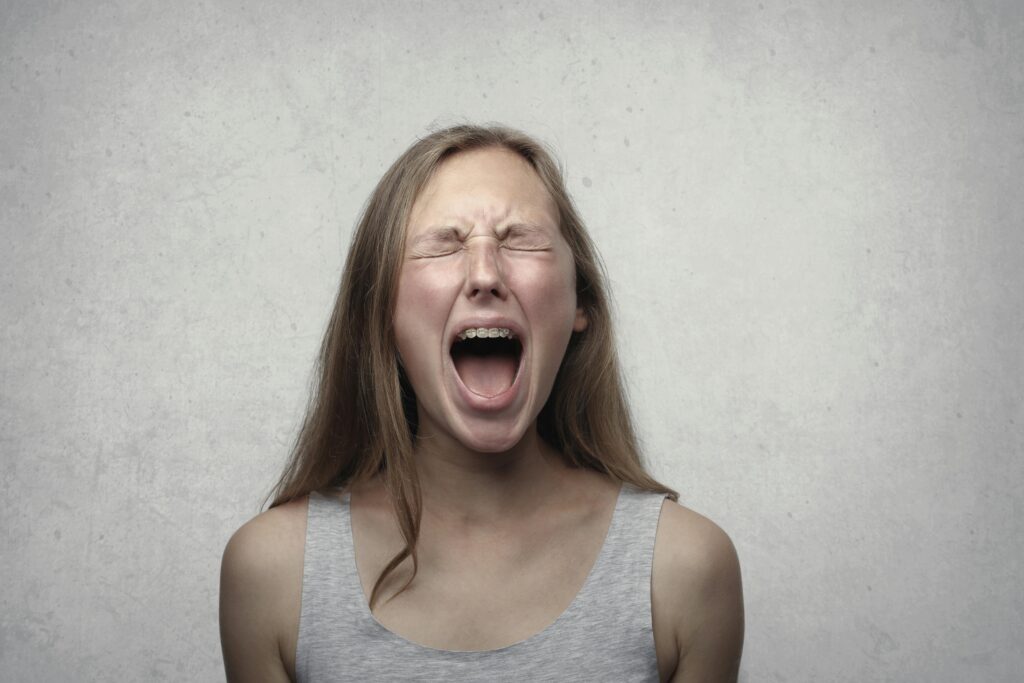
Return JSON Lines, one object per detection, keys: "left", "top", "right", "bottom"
{"left": 467, "top": 283, "right": 507, "bottom": 299}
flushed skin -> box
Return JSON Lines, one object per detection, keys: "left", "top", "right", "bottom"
{"left": 395, "top": 147, "right": 588, "bottom": 455}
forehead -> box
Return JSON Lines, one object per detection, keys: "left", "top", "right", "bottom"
{"left": 407, "top": 147, "right": 558, "bottom": 234}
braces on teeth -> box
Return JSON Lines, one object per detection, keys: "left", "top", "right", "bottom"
{"left": 456, "top": 327, "right": 517, "bottom": 341}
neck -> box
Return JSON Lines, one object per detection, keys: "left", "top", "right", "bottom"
{"left": 410, "top": 425, "right": 571, "bottom": 528}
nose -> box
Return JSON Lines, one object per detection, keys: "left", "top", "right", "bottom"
{"left": 463, "top": 235, "right": 508, "bottom": 301}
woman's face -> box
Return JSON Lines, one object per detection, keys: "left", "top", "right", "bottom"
{"left": 393, "top": 146, "right": 587, "bottom": 453}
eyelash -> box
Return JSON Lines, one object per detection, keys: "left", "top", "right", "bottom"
{"left": 420, "top": 239, "right": 547, "bottom": 256}
{"left": 501, "top": 243, "right": 546, "bottom": 252}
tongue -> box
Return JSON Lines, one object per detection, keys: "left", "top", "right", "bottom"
{"left": 453, "top": 353, "right": 517, "bottom": 398}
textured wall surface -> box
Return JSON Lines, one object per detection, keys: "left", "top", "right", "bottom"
{"left": 2, "top": 1, "right": 1022, "bottom": 681}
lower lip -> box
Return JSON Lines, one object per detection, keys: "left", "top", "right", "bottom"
{"left": 449, "top": 350, "right": 525, "bottom": 413}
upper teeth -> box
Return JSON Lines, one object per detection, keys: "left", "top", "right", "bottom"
{"left": 457, "top": 327, "right": 516, "bottom": 341}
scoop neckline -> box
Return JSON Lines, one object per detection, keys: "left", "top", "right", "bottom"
{"left": 342, "top": 482, "right": 628, "bottom": 654}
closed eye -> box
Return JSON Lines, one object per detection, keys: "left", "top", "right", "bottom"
{"left": 501, "top": 225, "right": 552, "bottom": 251}
{"left": 408, "top": 228, "right": 465, "bottom": 258}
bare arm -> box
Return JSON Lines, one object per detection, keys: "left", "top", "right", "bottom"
{"left": 219, "top": 499, "right": 306, "bottom": 683}
{"left": 656, "top": 502, "right": 745, "bottom": 682}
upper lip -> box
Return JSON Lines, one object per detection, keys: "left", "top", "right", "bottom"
{"left": 448, "top": 316, "right": 526, "bottom": 350}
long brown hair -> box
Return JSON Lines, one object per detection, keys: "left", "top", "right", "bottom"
{"left": 268, "top": 124, "right": 679, "bottom": 610}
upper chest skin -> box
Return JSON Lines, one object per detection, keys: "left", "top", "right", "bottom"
{"left": 326, "top": 472, "right": 681, "bottom": 682}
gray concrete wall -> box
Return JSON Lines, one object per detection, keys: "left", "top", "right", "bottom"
{"left": 2, "top": 1, "right": 1021, "bottom": 680}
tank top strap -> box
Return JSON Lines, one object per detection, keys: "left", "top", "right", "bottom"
{"left": 571, "top": 482, "right": 670, "bottom": 633}
{"left": 295, "top": 489, "right": 374, "bottom": 680}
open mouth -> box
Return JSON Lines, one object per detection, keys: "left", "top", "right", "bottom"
{"left": 450, "top": 328, "right": 523, "bottom": 398}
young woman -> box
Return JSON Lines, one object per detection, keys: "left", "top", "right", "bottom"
{"left": 220, "top": 125, "right": 744, "bottom": 682}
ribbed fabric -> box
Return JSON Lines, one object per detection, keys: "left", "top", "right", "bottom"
{"left": 296, "top": 482, "right": 669, "bottom": 682}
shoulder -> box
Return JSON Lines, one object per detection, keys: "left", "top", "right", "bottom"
{"left": 652, "top": 498, "right": 744, "bottom": 682}
{"left": 654, "top": 499, "right": 742, "bottom": 596}
{"left": 223, "top": 496, "right": 309, "bottom": 572}
{"left": 220, "top": 496, "right": 309, "bottom": 682}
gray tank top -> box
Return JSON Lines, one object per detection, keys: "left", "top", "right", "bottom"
{"left": 296, "top": 482, "right": 669, "bottom": 682}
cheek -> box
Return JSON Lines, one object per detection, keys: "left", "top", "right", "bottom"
{"left": 506, "top": 257, "right": 578, "bottom": 322}
{"left": 393, "top": 263, "right": 460, "bottom": 369}
{"left": 395, "top": 274, "right": 429, "bottom": 323}
{"left": 395, "top": 264, "right": 456, "bottom": 324}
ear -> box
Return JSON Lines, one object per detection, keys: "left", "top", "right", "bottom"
{"left": 572, "top": 306, "right": 588, "bottom": 333}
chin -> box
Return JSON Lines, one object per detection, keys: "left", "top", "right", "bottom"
{"left": 452, "top": 421, "right": 529, "bottom": 454}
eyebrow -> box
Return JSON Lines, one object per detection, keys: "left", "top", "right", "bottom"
{"left": 502, "top": 222, "right": 549, "bottom": 235}
{"left": 408, "top": 226, "right": 463, "bottom": 245}
{"left": 409, "top": 221, "right": 553, "bottom": 244}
